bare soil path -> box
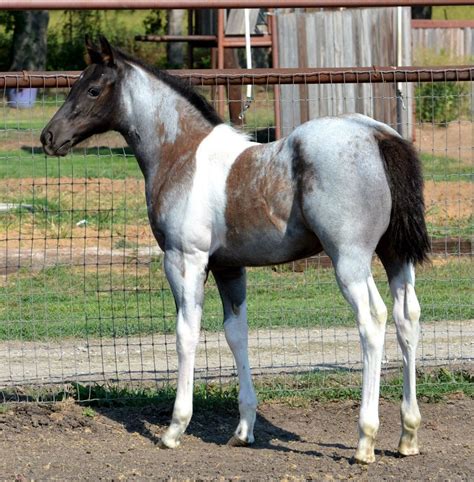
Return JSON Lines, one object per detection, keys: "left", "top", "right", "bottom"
{"left": 1, "top": 397, "right": 472, "bottom": 480}
{"left": 1, "top": 320, "right": 472, "bottom": 387}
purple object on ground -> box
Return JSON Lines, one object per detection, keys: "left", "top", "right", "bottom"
{"left": 6, "top": 88, "right": 38, "bottom": 108}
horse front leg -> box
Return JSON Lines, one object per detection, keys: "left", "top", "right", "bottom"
{"left": 160, "top": 249, "right": 208, "bottom": 449}
{"left": 213, "top": 267, "right": 257, "bottom": 446}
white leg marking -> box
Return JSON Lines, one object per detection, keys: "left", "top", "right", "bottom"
{"left": 390, "top": 263, "right": 421, "bottom": 456}
{"left": 214, "top": 268, "right": 257, "bottom": 446}
{"left": 336, "top": 263, "right": 387, "bottom": 464}
{"left": 160, "top": 250, "right": 208, "bottom": 449}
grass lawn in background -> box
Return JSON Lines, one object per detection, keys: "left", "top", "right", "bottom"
{"left": 0, "top": 258, "right": 471, "bottom": 341}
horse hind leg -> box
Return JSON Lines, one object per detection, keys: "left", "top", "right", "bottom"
{"left": 333, "top": 252, "right": 388, "bottom": 464}
{"left": 380, "top": 253, "right": 422, "bottom": 456}
{"left": 213, "top": 267, "right": 257, "bottom": 446}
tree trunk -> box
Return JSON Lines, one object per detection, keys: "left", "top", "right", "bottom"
{"left": 411, "top": 7, "right": 432, "bottom": 20}
{"left": 9, "top": 11, "right": 49, "bottom": 71}
{"left": 166, "top": 9, "right": 185, "bottom": 68}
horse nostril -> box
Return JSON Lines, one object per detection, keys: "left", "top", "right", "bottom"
{"left": 41, "top": 129, "right": 53, "bottom": 146}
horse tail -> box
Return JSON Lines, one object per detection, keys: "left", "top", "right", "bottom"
{"left": 375, "top": 130, "right": 430, "bottom": 265}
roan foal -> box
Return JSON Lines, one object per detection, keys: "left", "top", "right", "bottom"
{"left": 41, "top": 37, "right": 430, "bottom": 464}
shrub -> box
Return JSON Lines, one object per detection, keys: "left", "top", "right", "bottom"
{"left": 415, "top": 81, "right": 470, "bottom": 125}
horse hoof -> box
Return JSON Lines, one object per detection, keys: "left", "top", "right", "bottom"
{"left": 398, "top": 434, "right": 419, "bottom": 456}
{"left": 398, "top": 444, "right": 419, "bottom": 457}
{"left": 227, "top": 435, "right": 252, "bottom": 447}
{"left": 159, "top": 437, "right": 180, "bottom": 449}
{"left": 354, "top": 451, "right": 376, "bottom": 465}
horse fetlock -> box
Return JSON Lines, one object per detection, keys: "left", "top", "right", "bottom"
{"left": 233, "top": 416, "right": 255, "bottom": 442}
{"left": 160, "top": 411, "right": 191, "bottom": 449}
{"left": 401, "top": 404, "right": 421, "bottom": 430}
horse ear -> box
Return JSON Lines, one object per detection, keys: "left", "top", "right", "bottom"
{"left": 99, "top": 35, "right": 116, "bottom": 67}
{"left": 84, "top": 35, "right": 102, "bottom": 65}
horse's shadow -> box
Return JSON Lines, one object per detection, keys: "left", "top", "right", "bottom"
{"left": 93, "top": 402, "right": 323, "bottom": 457}
{"left": 317, "top": 441, "right": 402, "bottom": 463}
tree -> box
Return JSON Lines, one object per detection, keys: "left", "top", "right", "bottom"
{"left": 412, "top": 7, "right": 432, "bottom": 20}
{"left": 167, "top": 9, "right": 185, "bottom": 68}
{"left": 9, "top": 11, "right": 49, "bottom": 71}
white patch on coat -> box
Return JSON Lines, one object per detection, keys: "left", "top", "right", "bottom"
{"left": 180, "top": 124, "right": 257, "bottom": 254}
{"left": 121, "top": 63, "right": 180, "bottom": 144}
{"left": 343, "top": 113, "right": 401, "bottom": 138}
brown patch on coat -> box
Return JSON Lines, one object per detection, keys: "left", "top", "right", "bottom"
{"left": 225, "top": 143, "right": 295, "bottom": 243}
{"left": 151, "top": 108, "right": 210, "bottom": 215}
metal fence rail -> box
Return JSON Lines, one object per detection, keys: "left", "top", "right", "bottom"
{"left": 1, "top": 66, "right": 473, "bottom": 88}
{"left": 0, "top": 67, "right": 472, "bottom": 401}
{"left": 3, "top": 0, "right": 473, "bottom": 10}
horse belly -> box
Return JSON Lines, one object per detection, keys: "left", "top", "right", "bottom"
{"left": 210, "top": 225, "right": 323, "bottom": 268}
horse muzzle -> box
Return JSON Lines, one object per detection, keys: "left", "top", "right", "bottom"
{"left": 40, "top": 124, "right": 74, "bottom": 157}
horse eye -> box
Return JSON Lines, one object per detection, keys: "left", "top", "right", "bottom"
{"left": 88, "top": 87, "right": 100, "bottom": 98}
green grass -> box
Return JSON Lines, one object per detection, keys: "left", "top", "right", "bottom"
{"left": 7, "top": 368, "right": 471, "bottom": 406}
{"left": 0, "top": 195, "right": 149, "bottom": 234}
{"left": 427, "top": 216, "right": 473, "bottom": 239}
{"left": 0, "top": 259, "right": 471, "bottom": 341}
{"left": 0, "top": 148, "right": 142, "bottom": 179}
{"left": 256, "top": 368, "right": 474, "bottom": 404}
{"left": 0, "top": 148, "right": 470, "bottom": 181}
{"left": 432, "top": 6, "right": 474, "bottom": 20}
{"left": 421, "top": 152, "right": 473, "bottom": 181}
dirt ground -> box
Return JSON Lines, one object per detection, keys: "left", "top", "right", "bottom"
{"left": 1, "top": 397, "right": 472, "bottom": 480}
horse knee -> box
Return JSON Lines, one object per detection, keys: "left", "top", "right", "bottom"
{"left": 358, "top": 320, "right": 385, "bottom": 352}
{"left": 372, "top": 302, "right": 388, "bottom": 326}
{"left": 405, "top": 285, "right": 421, "bottom": 322}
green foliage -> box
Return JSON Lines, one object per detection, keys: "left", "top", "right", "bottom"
{"left": 254, "top": 368, "right": 474, "bottom": 404}
{"left": 143, "top": 10, "right": 167, "bottom": 35}
{"left": 82, "top": 406, "right": 96, "bottom": 417}
{"left": 413, "top": 49, "right": 472, "bottom": 125}
{"left": 21, "top": 9, "right": 164, "bottom": 70}
{"left": 46, "top": 11, "right": 138, "bottom": 71}
{"left": 22, "top": 368, "right": 473, "bottom": 407}
{"left": 413, "top": 47, "right": 473, "bottom": 67}
{"left": 432, "top": 6, "right": 474, "bottom": 20}
{"left": 415, "top": 81, "right": 469, "bottom": 125}
{"left": 0, "top": 12, "right": 15, "bottom": 71}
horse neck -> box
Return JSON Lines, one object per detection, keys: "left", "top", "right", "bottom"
{"left": 118, "top": 63, "right": 214, "bottom": 183}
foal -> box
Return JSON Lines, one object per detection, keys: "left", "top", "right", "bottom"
{"left": 41, "top": 37, "right": 430, "bottom": 464}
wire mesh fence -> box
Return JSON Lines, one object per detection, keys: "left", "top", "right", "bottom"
{"left": 0, "top": 67, "right": 472, "bottom": 402}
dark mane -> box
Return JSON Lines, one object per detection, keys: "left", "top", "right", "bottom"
{"left": 116, "top": 49, "right": 223, "bottom": 126}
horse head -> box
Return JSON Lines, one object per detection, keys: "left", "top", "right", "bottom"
{"left": 41, "top": 36, "right": 121, "bottom": 156}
